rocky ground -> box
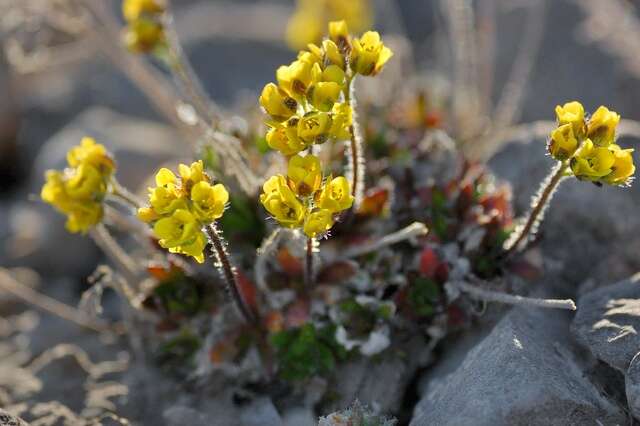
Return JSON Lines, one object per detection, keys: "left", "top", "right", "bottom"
{"left": 2, "top": 0, "right": 640, "bottom": 425}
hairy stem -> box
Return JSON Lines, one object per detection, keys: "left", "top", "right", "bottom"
{"left": 205, "top": 223, "right": 257, "bottom": 325}
{"left": 451, "top": 280, "right": 576, "bottom": 310}
{"left": 110, "top": 178, "right": 143, "bottom": 210}
{"left": 344, "top": 75, "right": 365, "bottom": 209}
{"left": 503, "top": 160, "right": 568, "bottom": 258}
{"left": 305, "top": 237, "right": 314, "bottom": 290}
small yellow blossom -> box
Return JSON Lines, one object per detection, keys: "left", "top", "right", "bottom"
{"left": 555, "top": 101, "right": 586, "bottom": 139}
{"left": 317, "top": 176, "right": 353, "bottom": 213}
{"left": 287, "top": 154, "right": 322, "bottom": 196}
{"left": 259, "top": 83, "right": 298, "bottom": 121}
{"left": 570, "top": 139, "right": 616, "bottom": 181}
{"left": 178, "top": 160, "right": 207, "bottom": 190}
{"left": 190, "top": 181, "right": 229, "bottom": 222}
{"left": 329, "top": 20, "right": 350, "bottom": 49}
{"left": 67, "top": 137, "right": 115, "bottom": 176}
{"left": 41, "top": 138, "right": 115, "bottom": 234}
{"left": 603, "top": 145, "right": 635, "bottom": 186}
{"left": 124, "top": 18, "right": 164, "bottom": 53}
{"left": 266, "top": 123, "right": 309, "bottom": 156}
{"left": 139, "top": 161, "right": 230, "bottom": 262}
{"left": 122, "top": 0, "right": 164, "bottom": 22}
{"left": 154, "top": 209, "right": 207, "bottom": 263}
{"left": 548, "top": 124, "right": 579, "bottom": 160}
{"left": 65, "top": 164, "right": 107, "bottom": 201}
{"left": 321, "top": 65, "right": 346, "bottom": 86}
{"left": 587, "top": 106, "right": 620, "bottom": 147}
{"left": 350, "top": 31, "right": 393, "bottom": 76}
{"left": 308, "top": 81, "right": 342, "bottom": 112}
{"left": 277, "top": 60, "right": 315, "bottom": 97}
{"left": 260, "top": 175, "right": 306, "bottom": 228}
{"left": 297, "top": 111, "right": 333, "bottom": 144}
{"left": 303, "top": 209, "right": 334, "bottom": 238}
{"left": 322, "top": 40, "right": 345, "bottom": 68}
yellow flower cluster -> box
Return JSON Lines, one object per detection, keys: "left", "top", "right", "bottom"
{"left": 41, "top": 138, "right": 116, "bottom": 233}
{"left": 549, "top": 101, "right": 635, "bottom": 186}
{"left": 260, "top": 20, "right": 392, "bottom": 157}
{"left": 122, "top": 0, "right": 165, "bottom": 53}
{"left": 138, "top": 161, "right": 229, "bottom": 263}
{"left": 260, "top": 155, "right": 353, "bottom": 238}
{"left": 286, "top": 0, "right": 373, "bottom": 51}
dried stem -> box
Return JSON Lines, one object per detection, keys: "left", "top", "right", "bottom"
{"left": 89, "top": 224, "right": 141, "bottom": 285}
{"left": 503, "top": 160, "right": 568, "bottom": 257}
{"left": 451, "top": 280, "right": 576, "bottom": 311}
{"left": 161, "top": 6, "right": 222, "bottom": 124}
{"left": 342, "top": 222, "right": 429, "bottom": 259}
{"left": 345, "top": 75, "right": 365, "bottom": 209}
{"left": 109, "top": 178, "right": 143, "bottom": 210}
{"left": 205, "top": 223, "right": 257, "bottom": 325}
{"left": 0, "top": 268, "right": 118, "bottom": 334}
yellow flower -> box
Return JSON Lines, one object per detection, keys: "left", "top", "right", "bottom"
{"left": 66, "top": 137, "right": 115, "bottom": 177}
{"left": 277, "top": 59, "right": 314, "bottom": 97}
{"left": 322, "top": 40, "right": 345, "bottom": 69}
{"left": 587, "top": 106, "right": 620, "bottom": 147}
{"left": 137, "top": 207, "right": 158, "bottom": 223}
{"left": 65, "top": 163, "right": 107, "bottom": 201}
{"left": 297, "top": 111, "right": 333, "bottom": 144}
{"left": 603, "top": 145, "right": 635, "bottom": 186}
{"left": 190, "top": 181, "right": 229, "bottom": 222}
{"left": 65, "top": 203, "right": 104, "bottom": 234}
{"left": 260, "top": 175, "right": 306, "bottom": 228}
{"left": 178, "top": 160, "right": 207, "bottom": 192}
{"left": 259, "top": 83, "right": 298, "bottom": 121}
{"left": 303, "top": 209, "right": 334, "bottom": 238}
{"left": 266, "top": 123, "right": 309, "bottom": 156}
{"left": 570, "top": 139, "right": 616, "bottom": 181}
{"left": 350, "top": 31, "right": 393, "bottom": 76}
{"left": 329, "top": 20, "right": 350, "bottom": 48}
{"left": 555, "top": 101, "right": 586, "bottom": 139}
{"left": 321, "top": 64, "right": 346, "bottom": 86}
{"left": 287, "top": 154, "right": 322, "bottom": 196}
{"left": 124, "top": 18, "right": 164, "bottom": 53}
{"left": 122, "top": 0, "right": 164, "bottom": 22}
{"left": 317, "top": 176, "right": 353, "bottom": 212}
{"left": 548, "top": 124, "right": 579, "bottom": 160}
{"left": 329, "top": 102, "right": 352, "bottom": 140}
{"left": 308, "top": 81, "right": 342, "bottom": 112}
{"left": 147, "top": 168, "right": 185, "bottom": 215}
{"left": 153, "top": 209, "right": 207, "bottom": 263}
{"left": 41, "top": 170, "right": 72, "bottom": 211}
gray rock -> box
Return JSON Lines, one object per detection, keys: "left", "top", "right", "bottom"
{"left": 322, "top": 336, "right": 428, "bottom": 414}
{"left": 163, "top": 406, "right": 209, "bottom": 426}
{"left": 282, "top": 407, "right": 316, "bottom": 426}
{"left": 239, "top": 397, "right": 283, "bottom": 426}
{"left": 626, "top": 352, "right": 640, "bottom": 420}
{"left": 572, "top": 273, "right": 640, "bottom": 372}
{"left": 411, "top": 307, "right": 625, "bottom": 426}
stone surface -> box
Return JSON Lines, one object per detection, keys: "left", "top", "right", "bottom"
{"left": 411, "top": 307, "right": 625, "bottom": 426}
{"left": 626, "top": 352, "right": 640, "bottom": 421}
{"left": 0, "top": 409, "right": 29, "bottom": 426}
{"left": 572, "top": 273, "right": 640, "bottom": 372}
{"left": 239, "top": 397, "right": 283, "bottom": 426}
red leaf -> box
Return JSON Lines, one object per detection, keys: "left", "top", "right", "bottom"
{"left": 277, "top": 248, "right": 304, "bottom": 277}
{"left": 419, "top": 247, "right": 440, "bottom": 279}
{"left": 357, "top": 188, "right": 389, "bottom": 217}
{"left": 316, "top": 260, "right": 358, "bottom": 284}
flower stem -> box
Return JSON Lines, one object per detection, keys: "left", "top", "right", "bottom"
{"left": 110, "top": 178, "right": 143, "bottom": 210}
{"left": 205, "top": 223, "right": 257, "bottom": 325}
{"left": 344, "top": 75, "right": 365, "bottom": 209}
{"left": 89, "top": 224, "right": 141, "bottom": 285}
{"left": 503, "top": 160, "right": 569, "bottom": 258}
{"left": 305, "top": 237, "right": 314, "bottom": 290}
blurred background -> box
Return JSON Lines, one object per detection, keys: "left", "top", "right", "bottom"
{"left": 2, "top": 0, "right": 640, "bottom": 327}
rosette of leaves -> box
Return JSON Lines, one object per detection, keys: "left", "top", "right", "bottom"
{"left": 270, "top": 323, "right": 347, "bottom": 381}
